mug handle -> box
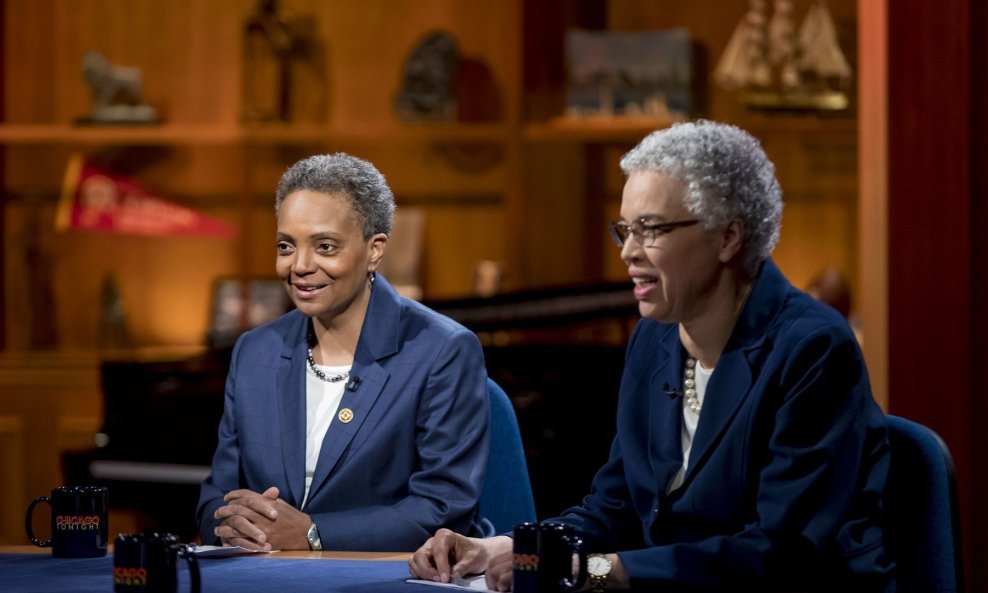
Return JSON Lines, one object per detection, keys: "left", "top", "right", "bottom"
{"left": 178, "top": 546, "right": 201, "bottom": 593}
{"left": 558, "top": 535, "right": 587, "bottom": 592}
{"left": 24, "top": 496, "right": 52, "bottom": 547}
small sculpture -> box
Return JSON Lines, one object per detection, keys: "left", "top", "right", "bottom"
{"left": 472, "top": 260, "right": 503, "bottom": 297}
{"left": 80, "top": 51, "right": 159, "bottom": 124}
{"left": 242, "top": 0, "right": 322, "bottom": 123}
{"left": 394, "top": 31, "right": 460, "bottom": 122}
{"left": 99, "top": 273, "right": 132, "bottom": 349}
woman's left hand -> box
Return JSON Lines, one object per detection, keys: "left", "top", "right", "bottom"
{"left": 215, "top": 486, "right": 312, "bottom": 550}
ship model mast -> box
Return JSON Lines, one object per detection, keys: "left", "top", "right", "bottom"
{"left": 714, "top": 0, "right": 851, "bottom": 110}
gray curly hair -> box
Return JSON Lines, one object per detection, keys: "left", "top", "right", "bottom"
{"left": 275, "top": 153, "right": 395, "bottom": 239}
{"left": 620, "top": 120, "right": 783, "bottom": 276}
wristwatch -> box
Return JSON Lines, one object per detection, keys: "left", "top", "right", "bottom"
{"left": 587, "top": 554, "right": 613, "bottom": 592}
{"left": 306, "top": 522, "right": 322, "bottom": 551}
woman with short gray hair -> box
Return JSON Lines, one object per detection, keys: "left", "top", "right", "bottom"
{"left": 619, "top": 119, "right": 783, "bottom": 276}
{"left": 411, "top": 120, "right": 892, "bottom": 592}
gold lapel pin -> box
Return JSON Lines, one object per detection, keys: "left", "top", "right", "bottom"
{"left": 338, "top": 408, "right": 354, "bottom": 424}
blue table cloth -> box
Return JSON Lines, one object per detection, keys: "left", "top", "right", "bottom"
{"left": 0, "top": 554, "right": 438, "bottom": 593}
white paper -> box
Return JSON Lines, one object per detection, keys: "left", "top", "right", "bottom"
{"left": 406, "top": 575, "right": 492, "bottom": 591}
{"left": 187, "top": 545, "right": 279, "bottom": 557}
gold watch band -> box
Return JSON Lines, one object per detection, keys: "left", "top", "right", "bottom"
{"left": 587, "top": 553, "right": 612, "bottom": 592}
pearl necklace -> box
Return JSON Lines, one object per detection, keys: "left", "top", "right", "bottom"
{"left": 307, "top": 348, "right": 350, "bottom": 383}
{"left": 683, "top": 357, "right": 701, "bottom": 414}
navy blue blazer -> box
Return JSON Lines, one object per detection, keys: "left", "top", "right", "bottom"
{"left": 196, "top": 275, "right": 490, "bottom": 551}
{"left": 551, "top": 260, "right": 893, "bottom": 591}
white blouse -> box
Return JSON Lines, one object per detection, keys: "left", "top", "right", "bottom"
{"left": 668, "top": 360, "right": 713, "bottom": 493}
{"left": 301, "top": 361, "right": 350, "bottom": 508}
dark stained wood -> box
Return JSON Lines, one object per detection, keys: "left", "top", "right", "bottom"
{"left": 885, "top": 0, "right": 982, "bottom": 588}
{"left": 968, "top": 0, "right": 988, "bottom": 590}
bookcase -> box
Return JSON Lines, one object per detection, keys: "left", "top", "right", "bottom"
{"left": 0, "top": 0, "right": 858, "bottom": 351}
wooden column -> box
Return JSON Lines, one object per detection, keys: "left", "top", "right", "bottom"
{"left": 858, "top": 0, "right": 888, "bottom": 411}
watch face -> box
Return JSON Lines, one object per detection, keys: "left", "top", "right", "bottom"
{"left": 307, "top": 524, "right": 320, "bottom": 548}
{"left": 588, "top": 555, "right": 612, "bottom": 576}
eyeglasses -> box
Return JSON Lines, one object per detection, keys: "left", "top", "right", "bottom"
{"left": 608, "top": 218, "right": 701, "bottom": 248}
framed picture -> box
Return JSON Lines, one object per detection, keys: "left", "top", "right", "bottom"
{"left": 564, "top": 28, "right": 693, "bottom": 120}
{"left": 207, "top": 277, "right": 293, "bottom": 348}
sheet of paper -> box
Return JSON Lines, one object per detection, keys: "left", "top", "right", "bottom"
{"left": 406, "top": 575, "right": 492, "bottom": 591}
{"left": 187, "top": 545, "right": 279, "bottom": 558}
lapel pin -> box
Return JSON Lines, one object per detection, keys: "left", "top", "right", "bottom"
{"left": 338, "top": 408, "right": 354, "bottom": 424}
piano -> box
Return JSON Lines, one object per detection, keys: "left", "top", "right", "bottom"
{"left": 63, "top": 281, "right": 638, "bottom": 539}
{"left": 63, "top": 350, "right": 231, "bottom": 540}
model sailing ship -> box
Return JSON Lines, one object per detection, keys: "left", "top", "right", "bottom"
{"left": 714, "top": 0, "right": 850, "bottom": 110}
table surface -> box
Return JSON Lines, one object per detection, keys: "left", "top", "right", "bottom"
{"left": 1, "top": 544, "right": 413, "bottom": 561}
{"left": 0, "top": 546, "right": 440, "bottom": 593}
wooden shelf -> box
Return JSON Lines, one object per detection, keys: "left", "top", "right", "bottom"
{"left": 0, "top": 119, "right": 733, "bottom": 148}
{"left": 0, "top": 123, "right": 242, "bottom": 146}
{"left": 388, "top": 123, "right": 511, "bottom": 144}
{"left": 524, "top": 115, "right": 682, "bottom": 144}
{"left": 240, "top": 122, "right": 511, "bottom": 145}
{"left": 0, "top": 122, "right": 512, "bottom": 147}
{"left": 523, "top": 115, "right": 857, "bottom": 144}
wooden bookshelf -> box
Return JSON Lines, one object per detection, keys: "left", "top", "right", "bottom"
{"left": 0, "top": 0, "right": 860, "bottom": 350}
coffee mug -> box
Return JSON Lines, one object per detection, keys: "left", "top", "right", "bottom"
{"left": 25, "top": 485, "right": 108, "bottom": 558}
{"left": 511, "top": 522, "right": 541, "bottom": 593}
{"left": 512, "top": 521, "right": 586, "bottom": 593}
{"left": 113, "top": 532, "right": 201, "bottom": 593}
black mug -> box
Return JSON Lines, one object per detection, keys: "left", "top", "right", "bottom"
{"left": 512, "top": 522, "right": 540, "bottom": 593}
{"left": 113, "top": 533, "right": 201, "bottom": 593}
{"left": 512, "top": 521, "right": 586, "bottom": 593}
{"left": 25, "top": 485, "right": 108, "bottom": 558}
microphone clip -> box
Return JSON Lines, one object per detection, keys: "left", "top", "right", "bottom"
{"left": 662, "top": 383, "right": 682, "bottom": 400}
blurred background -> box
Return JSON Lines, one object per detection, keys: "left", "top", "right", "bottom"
{"left": 1, "top": 0, "right": 986, "bottom": 590}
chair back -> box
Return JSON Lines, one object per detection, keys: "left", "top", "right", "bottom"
{"left": 884, "top": 415, "right": 964, "bottom": 593}
{"left": 479, "top": 379, "right": 537, "bottom": 533}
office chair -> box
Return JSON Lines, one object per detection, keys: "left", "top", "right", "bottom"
{"left": 884, "top": 415, "right": 964, "bottom": 593}
{"left": 479, "top": 379, "right": 537, "bottom": 534}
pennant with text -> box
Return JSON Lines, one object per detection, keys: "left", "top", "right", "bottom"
{"left": 56, "top": 154, "right": 237, "bottom": 238}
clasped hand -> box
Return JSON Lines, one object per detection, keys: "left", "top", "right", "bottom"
{"left": 408, "top": 529, "right": 515, "bottom": 591}
{"left": 213, "top": 486, "right": 311, "bottom": 550}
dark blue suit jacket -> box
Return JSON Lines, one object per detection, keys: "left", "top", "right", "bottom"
{"left": 551, "top": 260, "right": 893, "bottom": 591}
{"left": 196, "top": 275, "right": 490, "bottom": 551}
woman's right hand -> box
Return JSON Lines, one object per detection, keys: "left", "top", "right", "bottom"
{"left": 408, "top": 530, "right": 514, "bottom": 591}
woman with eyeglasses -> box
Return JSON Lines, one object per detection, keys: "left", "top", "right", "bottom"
{"left": 196, "top": 153, "right": 491, "bottom": 551}
{"left": 409, "top": 120, "right": 892, "bottom": 591}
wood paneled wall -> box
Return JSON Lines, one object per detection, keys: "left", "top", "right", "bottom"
{"left": 1, "top": 0, "right": 861, "bottom": 351}
{"left": 0, "top": 352, "right": 103, "bottom": 543}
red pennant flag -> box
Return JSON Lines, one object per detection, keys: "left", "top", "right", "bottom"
{"left": 56, "top": 154, "right": 237, "bottom": 238}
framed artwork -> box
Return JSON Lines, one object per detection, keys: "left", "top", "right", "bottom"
{"left": 564, "top": 28, "right": 693, "bottom": 120}
{"left": 207, "top": 277, "right": 293, "bottom": 347}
